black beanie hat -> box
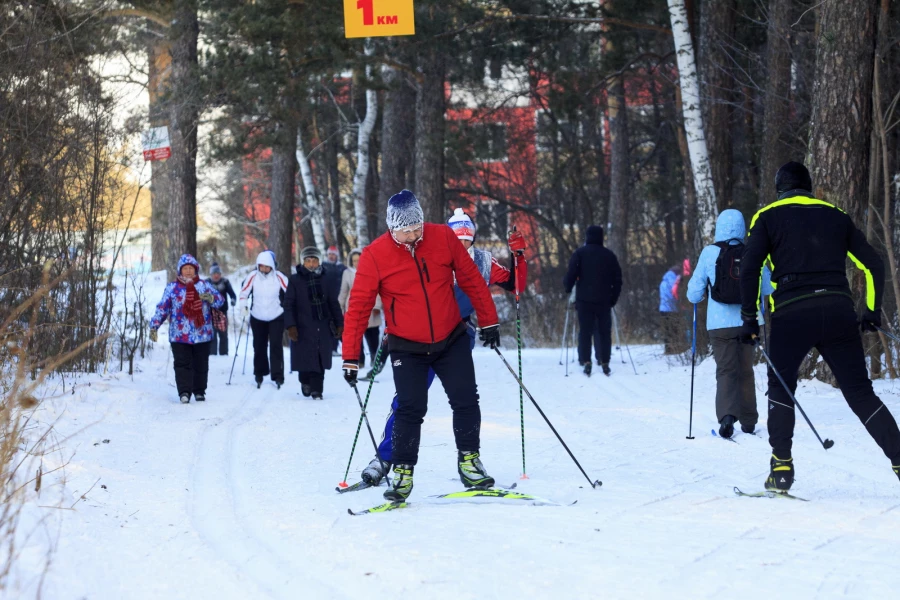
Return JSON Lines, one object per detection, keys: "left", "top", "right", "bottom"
{"left": 775, "top": 161, "right": 812, "bottom": 194}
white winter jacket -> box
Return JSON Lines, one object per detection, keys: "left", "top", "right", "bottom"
{"left": 239, "top": 252, "right": 288, "bottom": 322}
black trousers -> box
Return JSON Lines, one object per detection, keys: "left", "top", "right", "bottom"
{"left": 171, "top": 341, "right": 210, "bottom": 397}
{"left": 210, "top": 327, "right": 229, "bottom": 356}
{"left": 359, "top": 326, "right": 381, "bottom": 366}
{"left": 299, "top": 371, "right": 324, "bottom": 395}
{"left": 390, "top": 332, "right": 480, "bottom": 465}
{"left": 250, "top": 315, "right": 285, "bottom": 382}
{"left": 768, "top": 297, "right": 900, "bottom": 462}
{"left": 577, "top": 301, "right": 612, "bottom": 365}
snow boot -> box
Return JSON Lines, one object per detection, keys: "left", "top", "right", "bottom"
{"left": 194, "top": 393, "right": 205, "bottom": 402}
{"left": 741, "top": 423, "right": 756, "bottom": 434}
{"left": 301, "top": 384, "right": 312, "bottom": 397}
{"left": 601, "top": 363, "right": 611, "bottom": 376}
{"left": 765, "top": 454, "right": 794, "bottom": 493}
{"left": 719, "top": 415, "right": 736, "bottom": 438}
{"left": 893, "top": 464, "right": 900, "bottom": 483}
{"left": 582, "top": 362, "right": 592, "bottom": 377}
{"left": 311, "top": 391, "right": 323, "bottom": 400}
{"left": 361, "top": 456, "right": 391, "bottom": 485}
{"left": 383, "top": 464, "right": 414, "bottom": 502}
{"left": 179, "top": 394, "right": 190, "bottom": 404}
{"left": 275, "top": 380, "right": 283, "bottom": 390}
{"left": 255, "top": 376, "right": 262, "bottom": 389}
{"left": 458, "top": 451, "right": 495, "bottom": 488}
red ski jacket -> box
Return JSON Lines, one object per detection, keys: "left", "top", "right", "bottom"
{"left": 342, "top": 224, "right": 499, "bottom": 359}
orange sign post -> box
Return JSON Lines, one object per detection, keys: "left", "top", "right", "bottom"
{"left": 343, "top": 0, "right": 415, "bottom": 38}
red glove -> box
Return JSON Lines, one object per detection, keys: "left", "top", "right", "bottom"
{"left": 508, "top": 230, "right": 526, "bottom": 255}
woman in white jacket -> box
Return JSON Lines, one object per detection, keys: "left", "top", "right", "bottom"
{"left": 239, "top": 251, "right": 289, "bottom": 388}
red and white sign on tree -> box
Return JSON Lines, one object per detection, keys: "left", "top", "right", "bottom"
{"left": 141, "top": 126, "right": 171, "bottom": 161}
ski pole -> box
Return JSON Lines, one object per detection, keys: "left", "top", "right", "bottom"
{"left": 227, "top": 315, "right": 247, "bottom": 385}
{"left": 613, "top": 308, "right": 637, "bottom": 375}
{"left": 875, "top": 325, "right": 900, "bottom": 344}
{"left": 351, "top": 383, "right": 390, "bottom": 479}
{"left": 494, "top": 347, "right": 601, "bottom": 488}
{"left": 613, "top": 307, "right": 625, "bottom": 363}
{"left": 339, "top": 342, "right": 385, "bottom": 488}
{"left": 564, "top": 303, "right": 571, "bottom": 377}
{"left": 511, "top": 233, "right": 527, "bottom": 480}
{"left": 759, "top": 346, "right": 834, "bottom": 450}
{"left": 242, "top": 314, "right": 249, "bottom": 375}
{"left": 559, "top": 303, "right": 570, "bottom": 366}
{"left": 687, "top": 304, "right": 697, "bottom": 440}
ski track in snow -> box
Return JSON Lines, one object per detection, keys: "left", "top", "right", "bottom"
{"left": 13, "top": 344, "right": 900, "bottom": 599}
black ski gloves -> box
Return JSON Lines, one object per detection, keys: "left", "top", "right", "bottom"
{"left": 479, "top": 324, "right": 500, "bottom": 349}
{"left": 860, "top": 309, "right": 882, "bottom": 333}
{"left": 343, "top": 361, "right": 359, "bottom": 387}
{"left": 739, "top": 320, "right": 760, "bottom": 346}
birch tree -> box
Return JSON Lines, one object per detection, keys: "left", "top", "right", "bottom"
{"left": 351, "top": 42, "right": 378, "bottom": 247}
{"left": 295, "top": 132, "right": 327, "bottom": 250}
{"left": 667, "top": 0, "right": 717, "bottom": 245}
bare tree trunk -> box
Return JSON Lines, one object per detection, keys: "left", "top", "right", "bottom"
{"left": 807, "top": 0, "right": 877, "bottom": 223}
{"left": 667, "top": 0, "right": 717, "bottom": 244}
{"left": 295, "top": 131, "right": 327, "bottom": 249}
{"left": 699, "top": 0, "right": 734, "bottom": 210}
{"left": 165, "top": 0, "right": 199, "bottom": 277}
{"left": 873, "top": 0, "right": 900, "bottom": 378}
{"left": 352, "top": 43, "right": 378, "bottom": 246}
{"left": 268, "top": 124, "right": 297, "bottom": 269}
{"left": 673, "top": 83, "right": 699, "bottom": 252}
{"left": 148, "top": 38, "right": 171, "bottom": 272}
{"left": 414, "top": 45, "right": 446, "bottom": 224}
{"left": 377, "top": 66, "right": 416, "bottom": 236}
{"left": 758, "top": 0, "right": 793, "bottom": 208}
{"left": 606, "top": 79, "right": 630, "bottom": 264}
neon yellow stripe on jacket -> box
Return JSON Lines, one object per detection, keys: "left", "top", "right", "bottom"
{"left": 848, "top": 252, "right": 876, "bottom": 311}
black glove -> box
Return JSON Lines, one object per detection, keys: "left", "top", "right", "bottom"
{"left": 343, "top": 361, "right": 359, "bottom": 387}
{"left": 860, "top": 309, "right": 882, "bottom": 333}
{"left": 739, "top": 320, "right": 760, "bottom": 346}
{"left": 479, "top": 324, "right": 500, "bottom": 349}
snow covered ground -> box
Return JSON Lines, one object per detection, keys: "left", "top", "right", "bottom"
{"left": 10, "top": 338, "right": 900, "bottom": 599}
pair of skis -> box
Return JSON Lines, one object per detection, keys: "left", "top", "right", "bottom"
{"left": 348, "top": 486, "right": 565, "bottom": 516}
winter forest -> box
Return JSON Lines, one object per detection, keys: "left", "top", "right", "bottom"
{"left": 5, "top": 0, "right": 900, "bottom": 598}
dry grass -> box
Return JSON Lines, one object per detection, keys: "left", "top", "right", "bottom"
{"left": 0, "top": 264, "right": 109, "bottom": 597}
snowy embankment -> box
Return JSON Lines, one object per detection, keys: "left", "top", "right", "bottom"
{"left": 11, "top": 340, "right": 900, "bottom": 599}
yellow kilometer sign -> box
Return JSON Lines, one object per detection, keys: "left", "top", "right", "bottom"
{"left": 343, "top": 0, "right": 415, "bottom": 38}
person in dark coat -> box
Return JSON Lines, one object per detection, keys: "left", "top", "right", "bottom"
{"left": 206, "top": 262, "right": 237, "bottom": 356}
{"left": 322, "top": 245, "right": 346, "bottom": 355}
{"left": 284, "top": 246, "right": 343, "bottom": 400}
{"left": 563, "top": 225, "right": 622, "bottom": 377}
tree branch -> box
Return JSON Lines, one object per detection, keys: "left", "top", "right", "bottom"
{"left": 103, "top": 8, "right": 170, "bottom": 30}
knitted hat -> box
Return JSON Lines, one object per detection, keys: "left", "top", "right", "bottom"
{"left": 386, "top": 190, "right": 424, "bottom": 231}
{"left": 448, "top": 208, "right": 475, "bottom": 241}
{"left": 300, "top": 246, "right": 322, "bottom": 262}
{"left": 775, "top": 161, "right": 812, "bottom": 194}
{"left": 209, "top": 262, "right": 222, "bottom": 275}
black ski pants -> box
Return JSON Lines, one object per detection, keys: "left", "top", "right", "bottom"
{"left": 358, "top": 326, "right": 380, "bottom": 366}
{"left": 250, "top": 315, "right": 284, "bottom": 383}
{"left": 210, "top": 326, "right": 229, "bottom": 356}
{"left": 390, "top": 332, "right": 480, "bottom": 465}
{"left": 767, "top": 296, "right": 900, "bottom": 463}
{"left": 171, "top": 341, "right": 210, "bottom": 398}
{"left": 577, "top": 301, "right": 612, "bottom": 365}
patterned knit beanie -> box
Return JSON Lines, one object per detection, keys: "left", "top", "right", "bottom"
{"left": 447, "top": 208, "right": 475, "bottom": 241}
{"left": 386, "top": 190, "right": 424, "bottom": 231}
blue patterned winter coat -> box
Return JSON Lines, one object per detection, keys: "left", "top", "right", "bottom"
{"left": 150, "top": 254, "right": 225, "bottom": 344}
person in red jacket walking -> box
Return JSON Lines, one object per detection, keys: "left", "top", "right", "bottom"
{"left": 342, "top": 190, "right": 501, "bottom": 502}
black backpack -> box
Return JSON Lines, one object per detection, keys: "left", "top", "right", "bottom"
{"left": 709, "top": 240, "right": 743, "bottom": 304}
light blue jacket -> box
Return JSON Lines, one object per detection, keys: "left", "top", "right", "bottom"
{"left": 686, "top": 209, "right": 773, "bottom": 330}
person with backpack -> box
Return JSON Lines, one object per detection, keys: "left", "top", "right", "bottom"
{"left": 687, "top": 209, "right": 773, "bottom": 438}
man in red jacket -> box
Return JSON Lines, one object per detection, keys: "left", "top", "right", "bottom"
{"left": 342, "top": 190, "right": 501, "bottom": 502}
